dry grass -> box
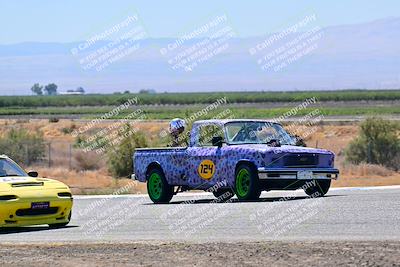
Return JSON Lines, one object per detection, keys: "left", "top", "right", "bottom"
{"left": 305, "top": 125, "right": 359, "bottom": 156}
{"left": 341, "top": 162, "right": 394, "bottom": 177}
{"left": 33, "top": 166, "right": 146, "bottom": 195}
{"left": 73, "top": 151, "right": 102, "bottom": 171}
{"left": 306, "top": 125, "right": 400, "bottom": 187}
{"left": 333, "top": 162, "right": 400, "bottom": 187}
{"left": 0, "top": 119, "right": 167, "bottom": 143}
{"left": 1, "top": 119, "right": 399, "bottom": 194}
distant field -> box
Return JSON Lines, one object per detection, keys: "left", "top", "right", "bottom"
{"left": 1, "top": 90, "right": 399, "bottom": 118}
{"left": 0, "top": 106, "right": 399, "bottom": 119}
{"left": 1, "top": 90, "right": 400, "bottom": 107}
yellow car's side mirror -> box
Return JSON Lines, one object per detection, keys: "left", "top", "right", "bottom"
{"left": 27, "top": 171, "right": 38, "bottom": 177}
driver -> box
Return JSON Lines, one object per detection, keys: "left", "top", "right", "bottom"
{"left": 169, "top": 118, "right": 187, "bottom": 147}
{"left": 235, "top": 123, "right": 259, "bottom": 142}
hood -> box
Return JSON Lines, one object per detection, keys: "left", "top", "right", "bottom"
{"left": 230, "top": 144, "right": 333, "bottom": 155}
{"left": 0, "top": 176, "right": 69, "bottom": 192}
{"left": 229, "top": 144, "right": 335, "bottom": 168}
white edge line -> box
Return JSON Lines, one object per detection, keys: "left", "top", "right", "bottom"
{"left": 74, "top": 185, "right": 400, "bottom": 199}
{"left": 330, "top": 185, "right": 400, "bottom": 191}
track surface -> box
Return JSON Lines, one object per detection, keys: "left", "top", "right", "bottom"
{"left": 1, "top": 186, "right": 400, "bottom": 242}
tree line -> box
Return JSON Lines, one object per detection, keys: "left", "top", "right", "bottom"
{"left": 31, "top": 83, "right": 85, "bottom": 95}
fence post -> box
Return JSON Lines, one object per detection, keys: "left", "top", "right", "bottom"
{"left": 25, "top": 143, "right": 29, "bottom": 166}
{"left": 367, "top": 142, "right": 372, "bottom": 163}
{"left": 69, "top": 144, "right": 72, "bottom": 170}
{"left": 48, "top": 142, "right": 51, "bottom": 168}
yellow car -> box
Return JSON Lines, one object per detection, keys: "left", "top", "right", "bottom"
{"left": 0, "top": 155, "right": 73, "bottom": 228}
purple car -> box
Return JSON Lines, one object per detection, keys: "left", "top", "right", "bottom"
{"left": 133, "top": 119, "right": 339, "bottom": 203}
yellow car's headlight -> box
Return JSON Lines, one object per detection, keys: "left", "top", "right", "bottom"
{"left": 0, "top": 195, "right": 18, "bottom": 201}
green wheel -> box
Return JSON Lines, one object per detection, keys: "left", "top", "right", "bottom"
{"left": 147, "top": 168, "right": 173, "bottom": 204}
{"left": 235, "top": 164, "right": 261, "bottom": 201}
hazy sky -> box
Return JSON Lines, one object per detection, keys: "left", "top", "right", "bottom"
{"left": 1, "top": 0, "right": 399, "bottom": 44}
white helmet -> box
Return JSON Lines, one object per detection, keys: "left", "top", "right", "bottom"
{"left": 169, "top": 118, "right": 186, "bottom": 136}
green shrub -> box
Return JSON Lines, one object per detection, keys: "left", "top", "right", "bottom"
{"left": 0, "top": 129, "right": 46, "bottom": 165}
{"left": 74, "top": 134, "right": 108, "bottom": 152}
{"left": 107, "top": 124, "right": 148, "bottom": 178}
{"left": 346, "top": 118, "right": 400, "bottom": 170}
{"left": 49, "top": 117, "right": 59, "bottom": 123}
{"left": 61, "top": 124, "right": 76, "bottom": 134}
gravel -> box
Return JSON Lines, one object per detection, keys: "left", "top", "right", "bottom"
{"left": 0, "top": 241, "right": 399, "bottom": 267}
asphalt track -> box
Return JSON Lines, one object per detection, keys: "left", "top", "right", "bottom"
{"left": 1, "top": 186, "right": 399, "bottom": 243}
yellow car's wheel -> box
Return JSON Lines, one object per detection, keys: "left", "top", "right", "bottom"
{"left": 49, "top": 211, "right": 71, "bottom": 228}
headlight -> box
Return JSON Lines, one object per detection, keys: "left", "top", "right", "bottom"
{"left": 0, "top": 195, "right": 18, "bottom": 201}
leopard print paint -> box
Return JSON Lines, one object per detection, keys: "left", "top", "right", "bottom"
{"left": 134, "top": 120, "right": 335, "bottom": 189}
{"left": 134, "top": 144, "right": 334, "bottom": 189}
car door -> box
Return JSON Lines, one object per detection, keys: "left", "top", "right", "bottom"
{"left": 185, "top": 123, "right": 228, "bottom": 189}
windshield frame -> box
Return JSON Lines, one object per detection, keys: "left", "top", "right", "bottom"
{"left": 223, "top": 121, "right": 294, "bottom": 146}
{"left": 0, "top": 158, "right": 28, "bottom": 177}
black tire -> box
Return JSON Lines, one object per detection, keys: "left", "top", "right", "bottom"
{"left": 234, "top": 164, "right": 261, "bottom": 201}
{"left": 304, "top": 179, "right": 331, "bottom": 197}
{"left": 49, "top": 211, "right": 71, "bottom": 228}
{"left": 212, "top": 188, "right": 235, "bottom": 202}
{"left": 147, "top": 167, "right": 174, "bottom": 204}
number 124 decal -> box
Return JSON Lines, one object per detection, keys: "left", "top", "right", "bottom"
{"left": 198, "top": 159, "right": 215, "bottom": 180}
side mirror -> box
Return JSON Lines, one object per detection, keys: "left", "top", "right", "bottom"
{"left": 27, "top": 171, "right": 38, "bottom": 177}
{"left": 212, "top": 136, "right": 224, "bottom": 147}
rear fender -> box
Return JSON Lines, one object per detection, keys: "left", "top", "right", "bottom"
{"left": 145, "top": 162, "right": 163, "bottom": 180}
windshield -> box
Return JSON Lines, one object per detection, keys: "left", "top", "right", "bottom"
{"left": 0, "top": 158, "right": 28, "bottom": 177}
{"left": 225, "top": 121, "right": 294, "bottom": 145}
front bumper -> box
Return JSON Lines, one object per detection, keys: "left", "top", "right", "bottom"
{"left": 0, "top": 188, "right": 73, "bottom": 227}
{"left": 0, "top": 198, "right": 72, "bottom": 227}
{"left": 258, "top": 168, "right": 339, "bottom": 180}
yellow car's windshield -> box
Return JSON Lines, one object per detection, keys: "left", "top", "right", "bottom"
{"left": 0, "top": 158, "right": 27, "bottom": 177}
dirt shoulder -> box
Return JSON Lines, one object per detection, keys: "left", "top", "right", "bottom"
{"left": 0, "top": 241, "right": 399, "bottom": 266}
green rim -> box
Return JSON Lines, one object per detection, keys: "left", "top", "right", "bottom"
{"left": 236, "top": 168, "right": 251, "bottom": 197}
{"left": 148, "top": 172, "right": 163, "bottom": 200}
